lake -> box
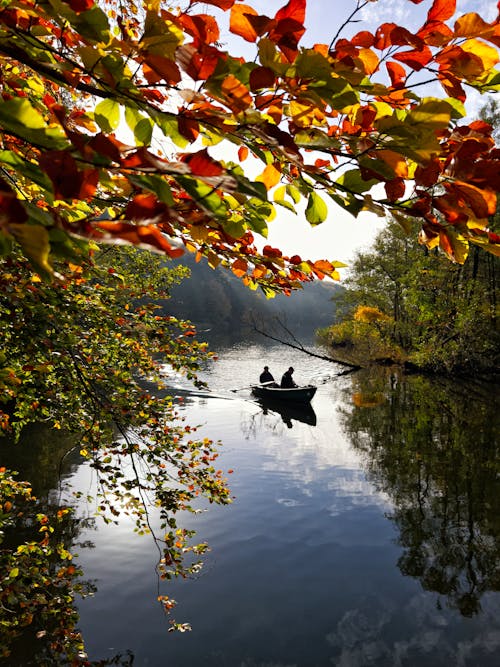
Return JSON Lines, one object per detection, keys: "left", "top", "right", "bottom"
{"left": 8, "top": 340, "right": 500, "bottom": 666}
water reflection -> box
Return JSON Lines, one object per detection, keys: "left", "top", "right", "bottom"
{"left": 255, "top": 398, "right": 317, "bottom": 427}
{"left": 339, "top": 369, "right": 500, "bottom": 618}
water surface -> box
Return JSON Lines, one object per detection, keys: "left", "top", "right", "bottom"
{"left": 66, "top": 342, "right": 500, "bottom": 666}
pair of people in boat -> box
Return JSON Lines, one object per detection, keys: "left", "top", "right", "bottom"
{"left": 259, "top": 366, "right": 297, "bottom": 389}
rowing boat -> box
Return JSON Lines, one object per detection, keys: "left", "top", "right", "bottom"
{"left": 251, "top": 384, "right": 317, "bottom": 404}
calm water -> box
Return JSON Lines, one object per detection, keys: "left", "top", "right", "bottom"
{"left": 17, "top": 341, "right": 500, "bottom": 665}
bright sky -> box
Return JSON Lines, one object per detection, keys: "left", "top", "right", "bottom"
{"left": 209, "top": 0, "right": 498, "bottom": 269}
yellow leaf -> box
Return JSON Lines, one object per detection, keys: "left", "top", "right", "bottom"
{"left": 9, "top": 224, "right": 52, "bottom": 276}
{"left": 376, "top": 149, "right": 409, "bottom": 179}
{"left": 358, "top": 48, "right": 379, "bottom": 75}
{"left": 461, "top": 39, "right": 499, "bottom": 72}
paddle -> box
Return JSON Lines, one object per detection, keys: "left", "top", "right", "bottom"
{"left": 230, "top": 380, "right": 275, "bottom": 392}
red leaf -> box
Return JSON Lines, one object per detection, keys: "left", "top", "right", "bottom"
{"left": 0, "top": 176, "right": 27, "bottom": 223}
{"left": 178, "top": 115, "right": 200, "bottom": 143}
{"left": 124, "top": 193, "right": 169, "bottom": 221}
{"left": 89, "top": 133, "right": 129, "bottom": 162}
{"left": 275, "top": 0, "right": 306, "bottom": 24}
{"left": 231, "top": 258, "right": 248, "bottom": 277}
{"left": 181, "top": 149, "right": 224, "bottom": 177}
{"left": 384, "top": 177, "right": 406, "bottom": 202}
{"left": 179, "top": 13, "right": 220, "bottom": 47}
{"left": 393, "top": 46, "right": 433, "bottom": 71}
{"left": 415, "top": 158, "right": 442, "bottom": 187}
{"left": 40, "top": 150, "right": 98, "bottom": 200}
{"left": 386, "top": 61, "right": 407, "bottom": 87}
{"left": 375, "top": 23, "right": 423, "bottom": 49}
{"left": 351, "top": 31, "right": 375, "bottom": 48}
{"left": 262, "top": 245, "right": 282, "bottom": 258}
{"left": 177, "top": 44, "right": 222, "bottom": 81}
{"left": 67, "top": 0, "right": 94, "bottom": 12}
{"left": 144, "top": 55, "right": 181, "bottom": 85}
{"left": 189, "top": 0, "right": 235, "bottom": 9}
{"left": 427, "top": 0, "right": 456, "bottom": 23}
{"left": 269, "top": 17, "right": 305, "bottom": 60}
{"left": 95, "top": 221, "right": 184, "bottom": 258}
{"left": 249, "top": 66, "right": 276, "bottom": 90}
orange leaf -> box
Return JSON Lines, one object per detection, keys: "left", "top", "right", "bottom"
{"left": 95, "top": 221, "right": 184, "bottom": 258}
{"left": 221, "top": 74, "right": 252, "bottom": 111}
{"left": 231, "top": 258, "right": 248, "bottom": 277}
{"left": 230, "top": 4, "right": 260, "bottom": 42}
{"left": 256, "top": 163, "right": 281, "bottom": 189}
{"left": 447, "top": 181, "right": 497, "bottom": 218}
{"left": 238, "top": 146, "right": 249, "bottom": 161}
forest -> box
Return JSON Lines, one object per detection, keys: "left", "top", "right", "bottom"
{"left": 319, "top": 214, "right": 500, "bottom": 375}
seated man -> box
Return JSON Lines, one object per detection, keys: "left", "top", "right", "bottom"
{"left": 281, "top": 366, "right": 297, "bottom": 388}
{"left": 259, "top": 366, "right": 274, "bottom": 384}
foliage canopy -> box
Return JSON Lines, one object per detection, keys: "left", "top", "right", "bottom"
{"left": 0, "top": 0, "right": 500, "bottom": 291}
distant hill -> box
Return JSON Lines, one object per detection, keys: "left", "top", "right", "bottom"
{"left": 163, "top": 254, "right": 342, "bottom": 342}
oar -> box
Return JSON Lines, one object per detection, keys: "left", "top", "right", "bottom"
{"left": 230, "top": 380, "right": 275, "bottom": 392}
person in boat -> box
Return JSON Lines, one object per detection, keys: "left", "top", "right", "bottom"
{"left": 259, "top": 366, "right": 275, "bottom": 384}
{"left": 281, "top": 366, "right": 298, "bottom": 388}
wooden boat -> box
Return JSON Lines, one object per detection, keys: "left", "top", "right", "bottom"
{"left": 251, "top": 384, "right": 317, "bottom": 404}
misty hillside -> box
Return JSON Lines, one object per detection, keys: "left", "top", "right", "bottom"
{"left": 164, "top": 254, "right": 342, "bottom": 339}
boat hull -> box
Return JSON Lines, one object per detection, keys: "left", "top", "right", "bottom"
{"left": 251, "top": 384, "right": 317, "bottom": 404}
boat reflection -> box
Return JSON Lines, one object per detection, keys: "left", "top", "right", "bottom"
{"left": 255, "top": 398, "right": 317, "bottom": 427}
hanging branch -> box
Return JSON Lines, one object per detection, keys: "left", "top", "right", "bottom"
{"left": 251, "top": 317, "right": 361, "bottom": 375}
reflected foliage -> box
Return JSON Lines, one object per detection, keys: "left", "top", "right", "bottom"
{"left": 340, "top": 370, "right": 500, "bottom": 616}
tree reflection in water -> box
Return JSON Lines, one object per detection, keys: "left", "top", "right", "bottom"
{"left": 0, "top": 424, "right": 133, "bottom": 666}
{"left": 339, "top": 369, "right": 500, "bottom": 617}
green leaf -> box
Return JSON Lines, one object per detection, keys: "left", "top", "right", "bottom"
{"left": 72, "top": 5, "right": 111, "bottom": 43}
{"left": 156, "top": 115, "right": 189, "bottom": 149}
{"left": 9, "top": 568, "right": 19, "bottom": 579}
{"left": 128, "top": 174, "right": 175, "bottom": 205}
{"left": 0, "top": 99, "right": 67, "bottom": 149}
{"left": 305, "top": 192, "right": 328, "bottom": 225}
{"left": 176, "top": 176, "right": 227, "bottom": 218}
{"left": 0, "top": 150, "right": 52, "bottom": 190}
{"left": 337, "top": 169, "right": 378, "bottom": 194}
{"left": 134, "top": 118, "right": 153, "bottom": 146}
{"left": 94, "top": 99, "right": 121, "bottom": 133}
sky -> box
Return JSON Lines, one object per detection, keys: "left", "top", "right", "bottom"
{"left": 208, "top": 0, "right": 498, "bottom": 270}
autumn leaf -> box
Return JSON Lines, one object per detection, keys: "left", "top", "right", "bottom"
{"left": 181, "top": 149, "right": 224, "bottom": 177}
{"left": 230, "top": 4, "right": 260, "bottom": 42}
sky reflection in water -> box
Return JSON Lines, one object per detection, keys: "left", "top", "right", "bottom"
{"left": 73, "top": 343, "right": 500, "bottom": 667}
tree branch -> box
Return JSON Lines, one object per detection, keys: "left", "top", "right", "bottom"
{"left": 251, "top": 318, "right": 361, "bottom": 374}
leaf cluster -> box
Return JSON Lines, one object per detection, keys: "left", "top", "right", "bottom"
{"left": 0, "top": 0, "right": 499, "bottom": 292}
